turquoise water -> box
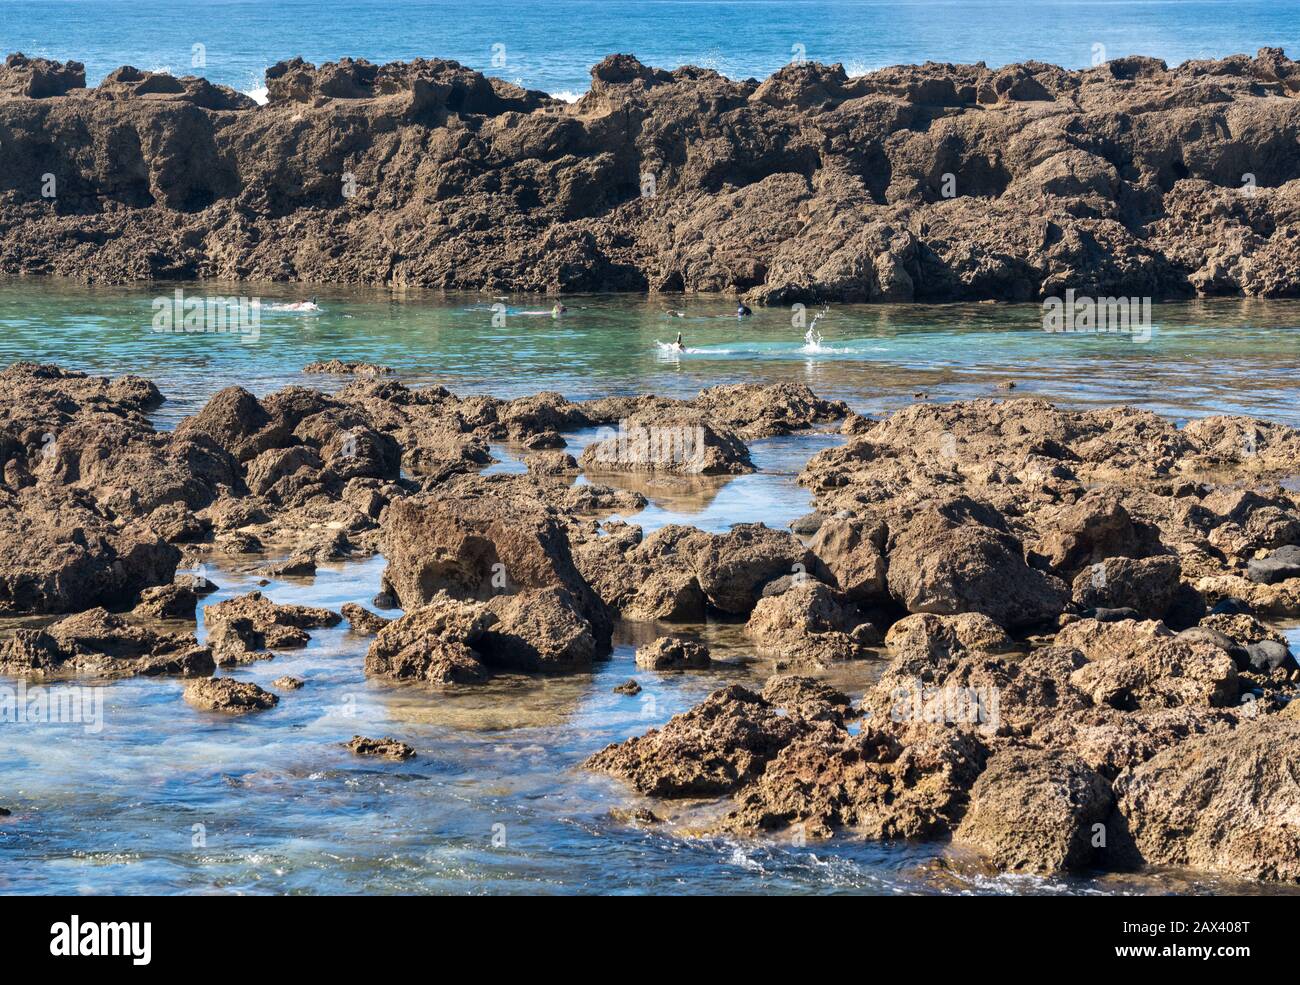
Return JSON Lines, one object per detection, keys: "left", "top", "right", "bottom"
{"left": 0, "top": 281, "right": 1297, "bottom": 426}
{"left": 0, "top": 283, "right": 1298, "bottom": 894}
{"left": 2, "top": 0, "right": 1297, "bottom": 101}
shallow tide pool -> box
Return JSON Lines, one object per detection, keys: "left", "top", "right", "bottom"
{"left": 1, "top": 283, "right": 1298, "bottom": 895}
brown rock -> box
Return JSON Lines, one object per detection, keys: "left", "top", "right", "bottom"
{"left": 303, "top": 360, "right": 393, "bottom": 376}
{"left": 4, "top": 53, "right": 1300, "bottom": 301}
{"left": 744, "top": 580, "right": 867, "bottom": 667}
{"left": 183, "top": 678, "right": 278, "bottom": 713}
{"left": 203, "top": 591, "right": 340, "bottom": 656}
{"left": 723, "top": 724, "right": 988, "bottom": 839}
{"left": 760, "top": 675, "right": 853, "bottom": 725}
{"left": 0, "top": 607, "right": 213, "bottom": 678}
{"left": 585, "top": 685, "right": 813, "bottom": 797}
{"left": 955, "top": 748, "right": 1113, "bottom": 873}
{"left": 379, "top": 492, "right": 610, "bottom": 641}
{"left": 345, "top": 735, "right": 416, "bottom": 760}
{"left": 480, "top": 586, "right": 597, "bottom": 672}
{"left": 580, "top": 409, "right": 752, "bottom": 476}
{"left": 1071, "top": 555, "right": 1181, "bottom": 620}
{"left": 341, "top": 602, "right": 391, "bottom": 635}
{"left": 524, "top": 451, "right": 580, "bottom": 476}
{"left": 1068, "top": 636, "right": 1239, "bottom": 710}
{"left": 634, "top": 636, "right": 711, "bottom": 670}
{"left": 883, "top": 612, "right": 1015, "bottom": 664}
{"left": 131, "top": 583, "right": 199, "bottom": 621}
{"left": 363, "top": 596, "right": 494, "bottom": 687}
{"left": 1114, "top": 718, "right": 1300, "bottom": 882}
{"left": 809, "top": 515, "right": 889, "bottom": 602}
{"left": 637, "top": 523, "right": 815, "bottom": 616}
{"left": 886, "top": 498, "right": 1068, "bottom": 630}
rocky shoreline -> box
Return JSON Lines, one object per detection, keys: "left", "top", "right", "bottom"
{"left": 2, "top": 48, "right": 1300, "bottom": 300}
{"left": 0, "top": 359, "right": 1298, "bottom": 883}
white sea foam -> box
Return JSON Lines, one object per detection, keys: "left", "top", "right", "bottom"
{"left": 244, "top": 85, "right": 270, "bottom": 105}
{"left": 798, "top": 306, "right": 831, "bottom": 352}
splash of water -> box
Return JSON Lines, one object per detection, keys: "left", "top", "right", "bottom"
{"left": 800, "top": 306, "right": 830, "bottom": 352}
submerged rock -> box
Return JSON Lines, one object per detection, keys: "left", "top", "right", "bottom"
{"left": 608, "top": 807, "right": 662, "bottom": 825}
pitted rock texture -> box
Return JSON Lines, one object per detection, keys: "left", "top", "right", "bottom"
{"left": 3, "top": 50, "right": 1300, "bottom": 300}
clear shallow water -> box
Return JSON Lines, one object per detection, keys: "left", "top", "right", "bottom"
{"left": 5, "top": 554, "right": 1297, "bottom": 895}
{"left": 2, "top": 0, "right": 1297, "bottom": 101}
{"left": 2, "top": 281, "right": 1300, "bottom": 895}
{"left": 1, "top": 281, "right": 1298, "bottom": 428}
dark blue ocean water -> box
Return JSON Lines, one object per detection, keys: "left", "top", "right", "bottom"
{"left": 1, "top": 0, "right": 1297, "bottom": 102}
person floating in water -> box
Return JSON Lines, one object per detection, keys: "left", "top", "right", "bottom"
{"left": 737, "top": 303, "right": 752, "bottom": 317}
{"left": 273, "top": 296, "right": 321, "bottom": 313}
{"left": 552, "top": 302, "right": 567, "bottom": 317}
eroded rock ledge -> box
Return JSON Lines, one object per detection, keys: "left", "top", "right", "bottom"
{"left": 2, "top": 49, "right": 1300, "bottom": 298}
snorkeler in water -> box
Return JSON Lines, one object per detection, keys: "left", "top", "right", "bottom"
{"left": 273, "top": 296, "right": 321, "bottom": 313}
{"left": 737, "top": 303, "right": 752, "bottom": 317}
{"left": 552, "top": 302, "right": 567, "bottom": 317}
